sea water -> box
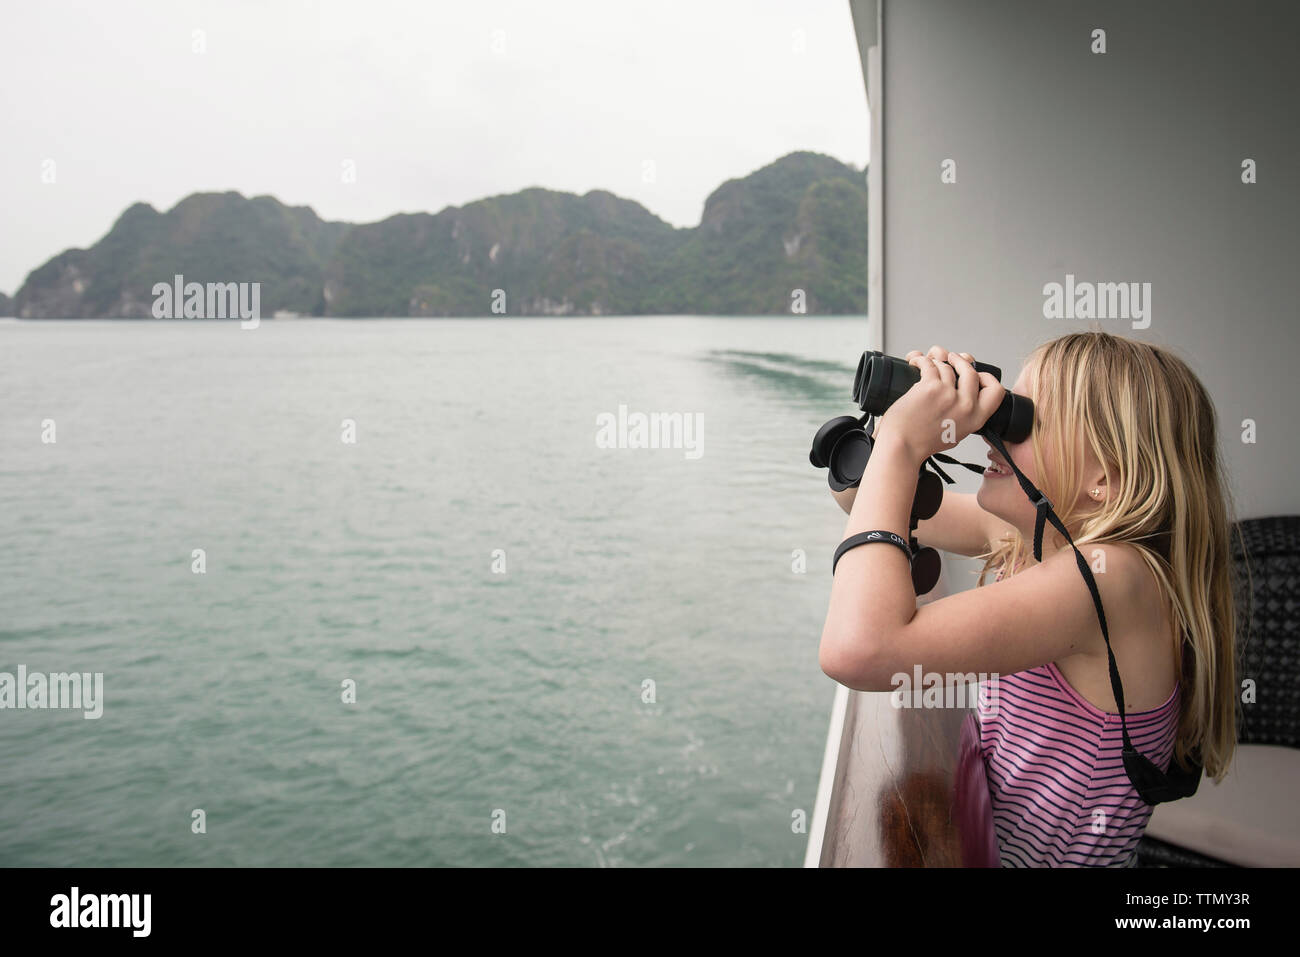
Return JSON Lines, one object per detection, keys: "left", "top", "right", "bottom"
{"left": 0, "top": 316, "right": 865, "bottom": 867}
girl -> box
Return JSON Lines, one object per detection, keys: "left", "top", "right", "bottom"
{"left": 820, "top": 331, "right": 1241, "bottom": 867}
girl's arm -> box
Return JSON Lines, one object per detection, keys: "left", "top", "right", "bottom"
{"left": 818, "top": 353, "right": 1138, "bottom": 691}
{"left": 822, "top": 454, "right": 1141, "bottom": 691}
{"left": 833, "top": 483, "right": 1010, "bottom": 559}
{"left": 819, "top": 429, "right": 927, "bottom": 688}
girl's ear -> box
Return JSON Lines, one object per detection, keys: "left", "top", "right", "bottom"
{"left": 1087, "top": 469, "right": 1111, "bottom": 503}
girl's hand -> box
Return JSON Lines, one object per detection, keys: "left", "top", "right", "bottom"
{"left": 904, "top": 346, "right": 973, "bottom": 366}
{"left": 878, "top": 348, "right": 975, "bottom": 447}
{"left": 877, "top": 347, "right": 1004, "bottom": 462}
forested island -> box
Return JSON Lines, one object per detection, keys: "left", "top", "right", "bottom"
{"left": 6, "top": 151, "right": 868, "bottom": 319}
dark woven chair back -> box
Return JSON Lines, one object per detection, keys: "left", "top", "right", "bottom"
{"left": 1232, "top": 516, "right": 1300, "bottom": 748}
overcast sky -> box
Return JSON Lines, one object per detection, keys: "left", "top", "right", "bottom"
{"left": 0, "top": 0, "right": 870, "bottom": 294}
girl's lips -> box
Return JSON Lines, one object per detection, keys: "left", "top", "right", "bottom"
{"left": 984, "top": 459, "right": 1013, "bottom": 478}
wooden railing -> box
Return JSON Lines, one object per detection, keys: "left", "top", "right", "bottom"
{"left": 810, "top": 563, "right": 1000, "bottom": 867}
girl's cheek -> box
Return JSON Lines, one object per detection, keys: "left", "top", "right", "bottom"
{"left": 1013, "top": 445, "right": 1035, "bottom": 478}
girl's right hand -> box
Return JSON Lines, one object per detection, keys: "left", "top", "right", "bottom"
{"left": 882, "top": 347, "right": 975, "bottom": 445}
{"left": 904, "top": 346, "right": 974, "bottom": 366}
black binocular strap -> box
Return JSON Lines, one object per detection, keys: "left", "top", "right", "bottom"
{"left": 982, "top": 432, "right": 1141, "bottom": 756}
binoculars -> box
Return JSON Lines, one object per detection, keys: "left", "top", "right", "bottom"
{"left": 810, "top": 351, "right": 1034, "bottom": 492}
{"left": 809, "top": 350, "right": 1036, "bottom": 594}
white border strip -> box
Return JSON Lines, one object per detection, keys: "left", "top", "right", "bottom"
{"left": 805, "top": 0, "right": 884, "bottom": 870}
{"left": 804, "top": 683, "right": 850, "bottom": 867}
{"left": 866, "top": 29, "right": 884, "bottom": 353}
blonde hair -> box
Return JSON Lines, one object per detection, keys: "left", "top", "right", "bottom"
{"left": 976, "top": 330, "right": 1243, "bottom": 782}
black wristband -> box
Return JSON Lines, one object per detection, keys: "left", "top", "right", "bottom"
{"left": 833, "top": 530, "right": 913, "bottom": 574}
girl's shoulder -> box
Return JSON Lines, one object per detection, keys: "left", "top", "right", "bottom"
{"left": 1091, "top": 541, "right": 1164, "bottom": 599}
{"left": 999, "top": 541, "right": 1153, "bottom": 590}
{"left": 1052, "top": 542, "right": 1180, "bottom": 712}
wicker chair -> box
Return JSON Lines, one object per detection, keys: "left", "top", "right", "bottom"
{"left": 1136, "top": 515, "right": 1300, "bottom": 867}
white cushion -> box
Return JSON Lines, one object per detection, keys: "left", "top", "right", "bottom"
{"left": 1145, "top": 743, "right": 1300, "bottom": 866}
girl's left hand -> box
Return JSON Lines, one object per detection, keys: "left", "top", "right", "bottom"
{"left": 875, "top": 351, "right": 1005, "bottom": 462}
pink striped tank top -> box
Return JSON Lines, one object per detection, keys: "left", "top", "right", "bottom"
{"left": 975, "top": 560, "right": 1182, "bottom": 867}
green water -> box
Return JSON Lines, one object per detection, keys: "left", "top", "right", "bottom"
{"left": 0, "top": 316, "right": 867, "bottom": 866}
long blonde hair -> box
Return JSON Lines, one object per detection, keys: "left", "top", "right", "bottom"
{"left": 976, "top": 330, "right": 1244, "bottom": 782}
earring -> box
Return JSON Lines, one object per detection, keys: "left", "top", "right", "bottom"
{"left": 1090, "top": 488, "right": 1101, "bottom": 498}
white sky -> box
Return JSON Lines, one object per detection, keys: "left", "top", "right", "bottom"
{"left": 0, "top": 0, "right": 870, "bottom": 294}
